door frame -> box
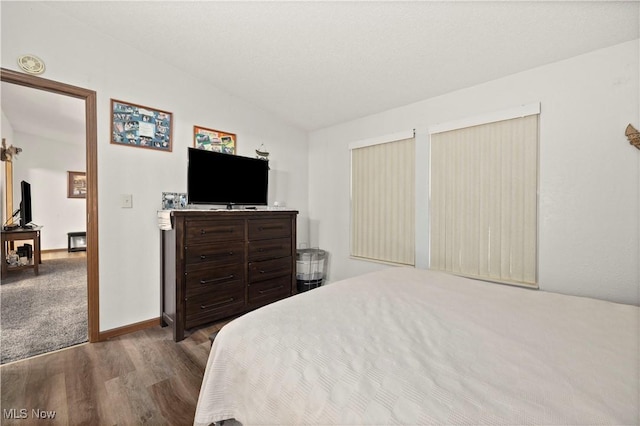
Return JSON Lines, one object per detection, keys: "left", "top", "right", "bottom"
{"left": 1, "top": 68, "right": 100, "bottom": 342}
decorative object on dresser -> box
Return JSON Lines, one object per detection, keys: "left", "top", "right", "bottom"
{"left": 161, "top": 209, "right": 298, "bottom": 341}
{"left": 255, "top": 143, "right": 269, "bottom": 160}
{"left": 161, "top": 192, "right": 187, "bottom": 210}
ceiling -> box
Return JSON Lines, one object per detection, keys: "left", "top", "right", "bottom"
{"left": 2, "top": 1, "right": 639, "bottom": 136}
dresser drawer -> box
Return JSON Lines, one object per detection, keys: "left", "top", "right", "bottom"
{"left": 248, "top": 237, "right": 291, "bottom": 262}
{"left": 185, "top": 241, "right": 244, "bottom": 270}
{"left": 185, "top": 286, "right": 245, "bottom": 328}
{"left": 185, "top": 220, "right": 244, "bottom": 244}
{"left": 248, "top": 256, "right": 292, "bottom": 283}
{"left": 248, "top": 218, "right": 291, "bottom": 240}
{"left": 163, "top": 210, "right": 298, "bottom": 341}
{"left": 248, "top": 275, "right": 291, "bottom": 307}
{"left": 185, "top": 264, "right": 245, "bottom": 297}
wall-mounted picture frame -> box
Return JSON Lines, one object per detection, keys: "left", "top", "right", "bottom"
{"left": 111, "top": 99, "right": 173, "bottom": 152}
{"left": 67, "top": 171, "right": 86, "bottom": 199}
{"left": 193, "top": 125, "right": 236, "bottom": 154}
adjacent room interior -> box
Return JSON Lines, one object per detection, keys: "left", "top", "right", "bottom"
{"left": 1, "top": 82, "right": 89, "bottom": 364}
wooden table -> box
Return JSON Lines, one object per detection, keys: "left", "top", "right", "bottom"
{"left": 1, "top": 226, "right": 42, "bottom": 276}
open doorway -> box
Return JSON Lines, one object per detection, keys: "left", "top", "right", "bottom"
{"left": 0, "top": 69, "right": 99, "bottom": 360}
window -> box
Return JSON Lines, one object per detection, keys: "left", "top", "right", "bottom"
{"left": 351, "top": 135, "right": 415, "bottom": 265}
{"left": 430, "top": 110, "right": 539, "bottom": 286}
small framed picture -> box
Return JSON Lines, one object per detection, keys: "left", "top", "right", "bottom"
{"left": 111, "top": 99, "right": 173, "bottom": 152}
{"left": 161, "top": 192, "right": 187, "bottom": 210}
{"left": 193, "top": 125, "right": 236, "bottom": 154}
{"left": 67, "top": 171, "right": 86, "bottom": 199}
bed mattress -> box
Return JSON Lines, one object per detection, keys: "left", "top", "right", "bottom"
{"left": 194, "top": 267, "right": 639, "bottom": 425}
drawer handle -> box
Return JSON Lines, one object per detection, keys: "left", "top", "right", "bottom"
{"left": 201, "top": 298, "right": 234, "bottom": 309}
{"left": 201, "top": 229, "right": 234, "bottom": 235}
{"left": 258, "top": 226, "right": 283, "bottom": 231}
{"left": 259, "top": 285, "right": 284, "bottom": 295}
{"left": 257, "top": 246, "right": 283, "bottom": 252}
{"left": 255, "top": 267, "right": 289, "bottom": 275}
{"left": 200, "top": 251, "right": 234, "bottom": 260}
{"left": 200, "top": 275, "right": 235, "bottom": 285}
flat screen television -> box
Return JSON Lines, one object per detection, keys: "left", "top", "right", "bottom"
{"left": 20, "top": 180, "right": 33, "bottom": 228}
{"left": 187, "top": 148, "right": 269, "bottom": 208}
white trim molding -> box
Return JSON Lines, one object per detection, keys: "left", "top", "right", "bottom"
{"left": 348, "top": 129, "right": 415, "bottom": 150}
{"left": 429, "top": 103, "right": 541, "bottom": 135}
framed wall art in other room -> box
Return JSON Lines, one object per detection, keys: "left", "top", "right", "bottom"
{"left": 111, "top": 99, "right": 173, "bottom": 152}
{"left": 194, "top": 125, "right": 236, "bottom": 154}
{"left": 67, "top": 171, "right": 86, "bottom": 198}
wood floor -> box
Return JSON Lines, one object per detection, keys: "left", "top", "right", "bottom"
{"left": 0, "top": 319, "right": 230, "bottom": 425}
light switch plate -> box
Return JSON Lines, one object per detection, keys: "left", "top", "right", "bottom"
{"left": 121, "top": 194, "right": 133, "bottom": 208}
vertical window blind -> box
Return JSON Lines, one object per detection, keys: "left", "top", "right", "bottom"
{"left": 351, "top": 137, "right": 415, "bottom": 265}
{"left": 430, "top": 114, "right": 538, "bottom": 286}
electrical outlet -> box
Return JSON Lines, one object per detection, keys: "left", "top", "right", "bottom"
{"left": 121, "top": 194, "right": 133, "bottom": 208}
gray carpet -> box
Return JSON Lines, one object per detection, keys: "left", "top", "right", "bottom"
{"left": 1, "top": 257, "right": 88, "bottom": 364}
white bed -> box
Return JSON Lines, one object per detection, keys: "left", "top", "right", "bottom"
{"left": 194, "top": 267, "right": 639, "bottom": 425}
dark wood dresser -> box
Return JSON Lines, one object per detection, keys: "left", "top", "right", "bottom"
{"left": 161, "top": 209, "right": 298, "bottom": 341}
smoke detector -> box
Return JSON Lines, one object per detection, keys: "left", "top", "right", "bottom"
{"left": 17, "top": 54, "right": 45, "bottom": 75}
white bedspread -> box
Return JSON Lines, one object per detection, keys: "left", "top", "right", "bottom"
{"left": 194, "top": 267, "right": 639, "bottom": 425}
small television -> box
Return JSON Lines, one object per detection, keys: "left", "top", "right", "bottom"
{"left": 20, "top": 180, "right": 33, "bottom": 228}
{"left": 187, "top": 148, "right": 269, "bottom": 208}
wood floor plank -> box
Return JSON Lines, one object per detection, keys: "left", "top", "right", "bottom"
{"left": 118, "top": 329, "right": 176, "bottom": 387}
{"left": 148, "top": 375, "right": 199, "bottom": 425}
{"left": 104, "top": 369, "right": 170, "bottom": 425}
{"left": 1, "top": 321, "right": 224, "bottom": 425}
{"left": 63, "top": 344, "right": 118, "bottom": 425}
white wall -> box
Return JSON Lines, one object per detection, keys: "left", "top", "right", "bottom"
{"left": 1, "top": 3, "right": 310, "bottom": 331}
{"left": 9, "top": 132, "right": 86, "bottom": 250}
{"left": 309, "top": 40, "right": 640, "bottom": 306}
